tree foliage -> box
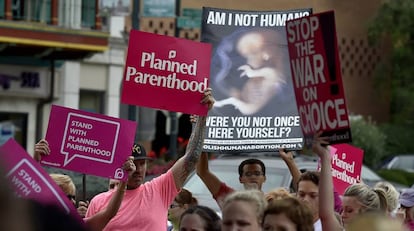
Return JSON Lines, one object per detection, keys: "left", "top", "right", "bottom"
{"left": 350, "top": 116, "right": 387, "bottom": 168}
{"left": 368, "top": 0, "right": 414, "bottom": 125}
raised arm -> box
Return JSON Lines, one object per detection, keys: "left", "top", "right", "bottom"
{"left": 313, "top": 132, "right": 342, "bottom": 231}
{"left": 85, "top": 157, "right": 135, "bottom": 231}
{"left": 170, "top": 88, "right": 214, "bottom": 189}
{"left": 196, "top": 152, "right": 223, "bottom": 196}
{"left": 279, "top": 149, "right": 301, "bottom": 192}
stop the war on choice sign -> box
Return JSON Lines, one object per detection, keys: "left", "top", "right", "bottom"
{"left": 41, "top": 105, "right": 137, "bottom": 180}
{"left": 121, "top": 30, "right": 212, "bottom": 116}
{"left": 0, "top": 139, "right": 79, "bottom": 218}
{"left": 286, "top": 11, "right": 352, "bottom": 146}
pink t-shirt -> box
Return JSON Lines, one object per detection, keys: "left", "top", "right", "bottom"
{"left": 86, "top": 170, "right": 179, "bottom": 231}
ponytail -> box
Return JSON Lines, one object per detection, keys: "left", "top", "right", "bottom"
{"left": 373, "top": 188, "right": 388, "bottom": 213}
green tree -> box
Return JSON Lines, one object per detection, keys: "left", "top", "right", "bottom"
{"left": 368, "top": 0, "right": 414, "bottom": 125}
{"left": 350, "top": 116, "right": 387, "bottom": 168}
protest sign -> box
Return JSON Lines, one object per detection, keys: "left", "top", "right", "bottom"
{"left": 330, "top": 144, "right": 363, "bottom": 195}
{"left": 0, "top": 138, "right": 78, "bottom": 216}
{"left": 286, "top": 11, "right": 351, "bottom": 147}
{"left": 202, "top": 7, "right": 312, "bottom": 153}
{"left": 42, "top": 105, "right": 136, "bottom": 180}
{"left": 121, "top": 30, "right": 212, "bottom": 115}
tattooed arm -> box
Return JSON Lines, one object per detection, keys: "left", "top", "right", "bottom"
{"left": 170, "top": 88, "right": 214, "bottom": 189}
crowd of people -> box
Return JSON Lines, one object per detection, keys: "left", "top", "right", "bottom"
{"left": 1, "top": 88, "right": 414, "bottom": 231}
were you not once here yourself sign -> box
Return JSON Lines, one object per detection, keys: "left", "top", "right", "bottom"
{"left": 286, "top": 11, "right": 352, "bottom": 147}
{"left": 201, "top": 7, "right": 312, "bottom": 153}
{"left": 42, "top": 105, "right": 137, "bottom": 180}
{"left": 121, "top": 30, "right": 212, "bottom": 116}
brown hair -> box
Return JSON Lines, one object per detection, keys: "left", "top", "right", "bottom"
{"left": 298, "top": 171, "right": 320, "bottom": 187}
{"left": 263, "top": 197, "right": 314, "bottom": 231}
{"left": 180, "top": 205, "right": 221, "bottom": 231}
{"left": 175, "top": 188, "right": 198, "bottom": 206}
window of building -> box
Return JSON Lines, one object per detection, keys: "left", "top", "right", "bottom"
{"left": 12, "top": 0, "right": 51, "bottom": 23}
{"left": 79, "top": 90, "right": 104, "bottom": 113}
{"left": 0, "top": 112, "right": 28, "bottom": 149}
{"left": 0, "top": 0, "right": 5, "bottom": 19}
{"left": 81, "top": 0, "right": 96, "bottom": 28}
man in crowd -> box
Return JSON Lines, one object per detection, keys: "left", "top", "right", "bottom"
{"left": 86, "top": 88, "right": 215, "bottom": 230}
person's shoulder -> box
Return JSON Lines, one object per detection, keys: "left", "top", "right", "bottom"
{"left": 90, "top": 190, "right": 114, "bottom": 203}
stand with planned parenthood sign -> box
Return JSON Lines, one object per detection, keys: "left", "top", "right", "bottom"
{"left": 121, "top": 30, "right": 212, "bottom": 116}
{"left": 201, "top": 7, "right": 311, "bottom": 153}
{"left": 41, "top": 105, "right": 136, "bottom": 180}
{"left": 0, "top": 139, "right": 79, "bottom": 218}
{"left": 286, "top": 11, "right": 351, "bottom": 147}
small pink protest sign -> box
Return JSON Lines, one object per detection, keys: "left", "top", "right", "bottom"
{"left": 0, "top": 138, "right": 78, "bottom": 216}
{"left": 42, "top": 105, "right": 136, "bottom": 180}
{"left": 330, "top": 143, "right": 363, "bottom": 195}
{"left": 121, "top": 30, "right": 212, "bottom": 116}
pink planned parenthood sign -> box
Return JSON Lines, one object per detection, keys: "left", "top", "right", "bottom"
{"left": 121, "top": 30, "right": 212, "bottom": 116}
{"left": 0, "top": 138, "right": 78, "bottom": 217}
{"left": 42, "top": 105, "right": 137, "bottom": 180}
{"left": 330, "top": 144, "right": 363, "bottom": 195}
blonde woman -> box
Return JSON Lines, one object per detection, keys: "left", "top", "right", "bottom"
{"left": 221, "top": 190, "right": 267, "bottom": 231}
{"left": 375, "top": 181, "right": 400, "bottom": 216}
{"left": 341, "top": 184, "right": 388, "bottom": 226}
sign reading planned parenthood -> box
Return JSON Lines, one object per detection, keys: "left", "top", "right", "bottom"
{"left": 121, "top": 30, "right": 212, "bottom": 116}
{"left": 286, "top": 11, "right": 351, "bottom": 147}
{"left": 330, "top": 144, "right": 363, "bottom": 195}
{"left": 42, "top": 105, "right": 136, "bottom": 180}
{"left": 202, "top": 7, "right": 311, "bottom": 153}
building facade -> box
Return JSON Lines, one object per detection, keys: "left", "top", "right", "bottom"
{"left": 0, "top": 0, "right": 390, "bottom": 155}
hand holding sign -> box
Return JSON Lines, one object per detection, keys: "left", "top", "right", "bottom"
{"left": 43, "top": 105, "right": 137, "bottom": 180}
{"left": 34, "top": 139, "right": 50, "bottom": 162}
{"left": 122, "top": 156, "right": 136, "bottom": 180}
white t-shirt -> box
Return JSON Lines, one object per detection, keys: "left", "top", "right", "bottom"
{"left": 314, "top": 219, "right": 322, "bottom": 231}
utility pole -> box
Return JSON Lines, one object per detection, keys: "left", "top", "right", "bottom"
{"left": 168, "top": 0, "right": 181, "bottom": 160}
{"left": 128, "top": 0, "right": 140, "bottom": 123}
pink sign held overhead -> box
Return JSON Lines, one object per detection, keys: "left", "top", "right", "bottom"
{"left": 0, "top": 138, "right": 78, "bottom": 217}
{"left": 330, "top": 143, "right": 364, "bottom": 195}
{"left": 42, "top": 105, "right": 136, "bottom": 180}
{"left": 121, "top": 30, "right": 212, "bottom": 115}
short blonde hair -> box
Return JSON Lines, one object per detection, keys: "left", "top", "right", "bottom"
{"left": 265, "top": 187, "right": 292, "bottom": 203}
{"left": 49, "top": 174, "right": 76, "bottom": 196}
{"left": 223, "top": 190, "right": 267, "bottom": 223}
